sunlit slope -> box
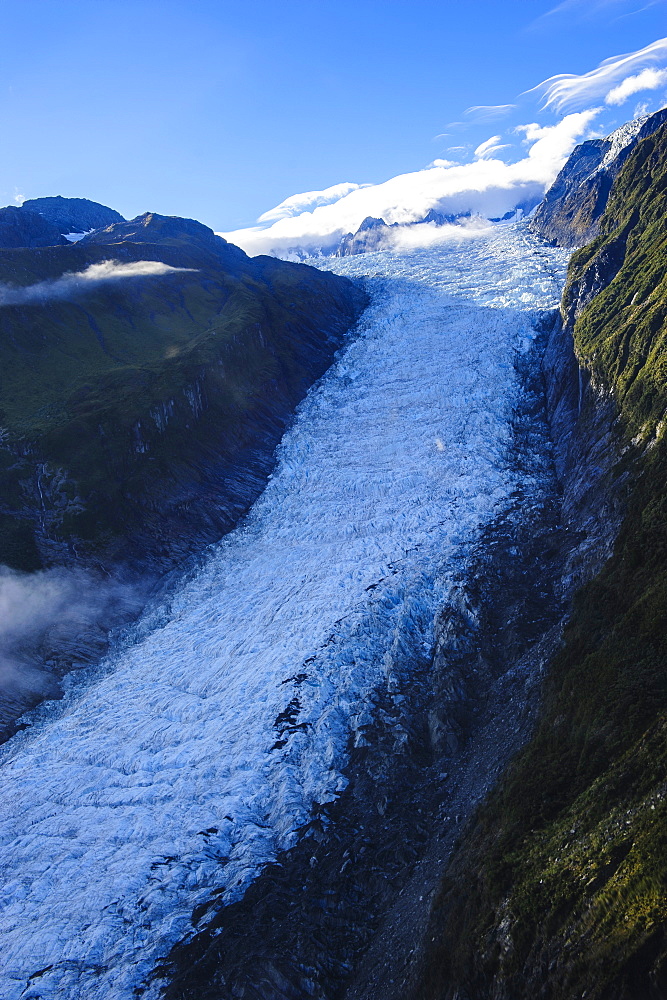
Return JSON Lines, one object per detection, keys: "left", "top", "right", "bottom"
{"left": 421, "top": 123, "right": 667, "bottom": 1000}
{"left": 0, "top": 214, "right": 365, "bottom": 571}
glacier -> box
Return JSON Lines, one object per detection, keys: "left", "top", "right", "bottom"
{"left": 0, "top": 225, "right": 569, "bottom": 999}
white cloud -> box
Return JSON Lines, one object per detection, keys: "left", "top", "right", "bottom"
{"left": 0, "top": 564, "right": 140, "bottom": 717}
{"left": 527, "top": 36, "right": 667, "bottom": 112}
{"left": 531, "top": 0, "right": 662, "bottom": 25}
{"left": 389, "top": 216, "right": 497, "bottom": 251}
{"left": 605, "top": 66, "right": 667, "bottom": 104}
{"left": 464, "top": 104, "right": 516, "bottom": 121}
{"left": 221, "top": 110, "right": 599, "bottom": 258}
{"left": 474, "top": 135, "right": 510, "bottom": 159}
{"left": 257, "top": 182, "right": 369, "bottom": 223}
{"left": 0, "top": 260, "right": 196, "bottom": 307}
{"left": 514, "top": 122, "right": 555, "bottom": 144}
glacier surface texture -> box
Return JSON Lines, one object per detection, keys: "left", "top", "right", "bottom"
{"left": 0, "top": 226, "right": 569, "bottom": 999}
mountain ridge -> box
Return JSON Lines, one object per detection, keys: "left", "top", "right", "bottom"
{"left": 530, "top": 106, "right": 667, "bottom": 247}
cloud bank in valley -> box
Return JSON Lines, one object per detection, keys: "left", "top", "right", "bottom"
{"left": 0, "top": 565, "right": 140, "bottom": 731}
{"left": 0, "top": 260, "right": 197, "bottom": 307}
{"left": 220, "top": 37, "right": 667, "bottom": 260}
{"left": 221, "top": 111, "right": 599, "bottom": 257}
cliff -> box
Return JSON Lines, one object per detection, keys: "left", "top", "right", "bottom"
{"left": 530, "top": 107, "right": 667, "bottom": 247}
{"left": 416, "top": 121, "right": 667, "bottom": 1000}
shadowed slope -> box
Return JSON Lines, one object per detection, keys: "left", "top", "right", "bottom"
{"left": 0, "top": 213, "right": 367, "bottom": 573}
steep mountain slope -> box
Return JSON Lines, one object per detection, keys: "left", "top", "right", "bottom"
{"left": 0, "top": 206, "right": 67, "bottom": 248}
{"left": 0, "top": 212, "right": 366, "bottom": 574}
{"left": 530, "top": 106, "right": 667, "bottom": 247}
{"left": 21, "top": 195, "right": 124, "bottom": 234}
{"left": 417, "top": 121, "right": 667, "bottom": 1000}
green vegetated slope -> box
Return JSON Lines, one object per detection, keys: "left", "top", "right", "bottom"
{"left": 420, "top": 124, "right": 667, "bottom": 999}
{"left": 0, "top": 213, "right": 366, "bottom": 571}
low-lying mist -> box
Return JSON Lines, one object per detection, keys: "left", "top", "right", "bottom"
{"left": 0, "top": 260, "right": 196, "bottom": 307}
{"left": 0, "top": 564, "right": 143, "bottom": 738}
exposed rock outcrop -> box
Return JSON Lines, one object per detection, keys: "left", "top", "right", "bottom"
{"left": 530, "top": 106, "right": 667, "bottom": 247}
{"left": 335, "top": 216, "right": 396, "bottom": 256}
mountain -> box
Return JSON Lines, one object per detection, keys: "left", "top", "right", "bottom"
{"left": 2, "top": 113, "right": 666, "bottom": 1000}
{"left": 0, "top": 205, "right": 68, "bottom": 248}
{"left": 0, "top": 212, "right": 366, "bottom": 577}
{"left": 0, "top": 210, "right": 366, "bottom": 738}
{"left": 530, "top": 106, "right": 667, "bottom": 247}
{"left": 0, "top": 196, "right": 125, "bottom": 249}
{"left": 79, "top": 210, "right": 231, "bottom": 251}
{"left": 20, "top": 195, "right": 125, "bottom": 234}
{"left": 335, "top": 215, "right": 396, "bottom": 256}
{"left": 415, "top": 118, "right": 667, "bottom": 1000}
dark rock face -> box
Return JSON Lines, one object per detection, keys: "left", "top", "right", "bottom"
{"left": 0, "top": 206, "right": 67, "bottom": 248}
{"left": 530, "top": 107, "right": 667, "bottom": 247}
{"left": 336, "top": 216, "right": 396, "bottom": 256}
{"left": 21, "top": 195, "right": 124, "bottom": 234}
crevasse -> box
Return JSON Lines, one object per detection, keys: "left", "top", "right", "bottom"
{"left": 0, "top": 225, "right": 569, "bottom": 999}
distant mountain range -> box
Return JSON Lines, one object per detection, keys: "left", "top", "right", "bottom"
{"left": 272, "top": 107, "right": 667, "bottom": 260}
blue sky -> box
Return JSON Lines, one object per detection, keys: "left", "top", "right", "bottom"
{"left": 1, "top": 0, "right": 666, "bottom": 233}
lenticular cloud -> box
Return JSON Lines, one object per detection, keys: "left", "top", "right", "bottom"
{"left": 221, "top": 111, "right": 598, "bottom": 258}
{"left": 529, "top": 36, "right": 667, "bottom": 113}
{"left": 0, "top": 260, "right": 197, "bottom": 306}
